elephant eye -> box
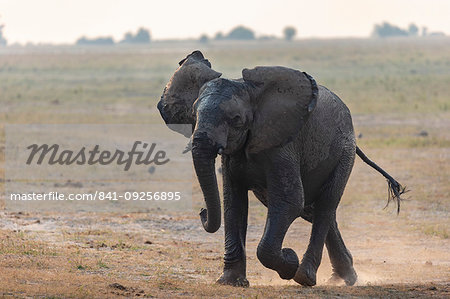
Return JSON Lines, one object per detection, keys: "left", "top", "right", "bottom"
{"left": 231, "top": 115, "right": 244, "bottom": 127}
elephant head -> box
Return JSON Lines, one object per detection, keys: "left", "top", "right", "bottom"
{"left": 158, "top": 50, "right": 222, "bottom": 137}
{"left": 158, "top": 51, "right": 318, "bottom": 233}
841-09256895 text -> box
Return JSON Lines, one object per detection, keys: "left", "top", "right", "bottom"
{"left": 9, "top": 191, "right": 182, "bottom": 201}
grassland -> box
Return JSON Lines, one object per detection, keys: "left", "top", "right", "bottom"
{"left": 0, "top": 38, "right": 449, "bottom": 298}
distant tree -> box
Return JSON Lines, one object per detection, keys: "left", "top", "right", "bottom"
{"left": 372, "top": 22, "right": 409, "bottom": 38}
{"left": 123, "top": 32, "right": 133, "bottom": 42}
{"left": 283, "top": 26, "right": 297, "bottom": 41}
{"left": 421, "top": 26, "right": 428, "bottom": 36}
{"left": 135, "top": 28, "right": 151, "bottom": 43}
{"left": 225, "top": 26, "right": 255, "bottom": 40}
{"left": 214, "top": 32, "right": 224, "bottom": 40}
{"left": 199, "top": 34, "right": 209, "bottom": 43}
{"left": 121, "top": 28, "right": 151, "bottom": 44}
{"left": 408, "top": 23, "right": 419, "bottom": 36}
{"left": 0, "top": 18, "right": 6, "bottom": 46}
{"left": 76, "top": 36, "right": 114, "bottom": 45}
{"left": 429, "top": 31, "right": 445, "bottom": 37}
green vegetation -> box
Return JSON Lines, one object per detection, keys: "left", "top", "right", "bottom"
{"left": 283, "top": 26, "right": 297, "bottom": 41}
{"left": 372, "top": 22, "right": 445, "bottom": 38}
{"left": 372, "top": 22, "right": 414, "bottom": 37}
{"left": 120, "top": 27, "right": 151, "bottom": 44}
{"left": 1, "top": 38, "right": 449, "bottom": 125}
{"left": 225, "top": 25, "right": 255, "bottom": 40}
{"left": 0, "top": 23, "right": 6, "bottom": 46}
{"left": 212, "top": 25, "right": 300, "bottom": 41}
{"left": 76, "top": 36, "right": 115, "bottom": 45}
{"left": 74, "top": 28, "right": 151, "bottom": 45}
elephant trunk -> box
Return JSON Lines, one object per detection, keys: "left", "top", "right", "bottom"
{"left": 192, "top": 132, "right": 221, "bottom": 233}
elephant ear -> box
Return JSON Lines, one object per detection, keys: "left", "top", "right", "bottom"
{"left": 158, "top": 50, "right": 222, "bottom": 137}
{"left": 242, "top": 66, "right": 318, "bottom": 153}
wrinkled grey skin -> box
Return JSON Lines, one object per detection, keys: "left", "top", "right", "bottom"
{"left": 158, "top": 51, "right": 358, "bottom": 287}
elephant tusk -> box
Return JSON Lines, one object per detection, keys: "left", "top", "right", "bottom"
{"left": 182, "top": 140, "right": 193, "bottom": 154}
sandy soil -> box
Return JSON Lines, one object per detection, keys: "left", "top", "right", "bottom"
{"left": 0, "top": 192, "right": 448, "bottom": 298}
{"left": 0, "top": 131, "right": 449, "bottom": 298}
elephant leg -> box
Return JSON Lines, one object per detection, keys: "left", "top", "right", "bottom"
{"left": 257, "top": 206, "right": 300, "bottom": 280}
{"left": 216, "top": 158, "right": 249, "bottom": 287}
{"left": 326, "top": 220, "right": 357, "bottom": 286}
{"left": 294, "top": 156, "right": 354, "bottom": 287}
{"left": 294, "top": 211, "right": 333, "bottom": 286}
{"left": 297, "top": 212, "right": 357, "bottom": 286}
{"left": 256, "top": 156, "right": 303, "bottom": 280}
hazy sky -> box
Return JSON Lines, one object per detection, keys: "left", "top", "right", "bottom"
{"left": 0, "top": 0, "right": 449, "bottom": 44}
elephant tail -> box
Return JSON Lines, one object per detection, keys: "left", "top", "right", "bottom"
{"left": 356, "top": 146, "right": 408, "bottom": 214}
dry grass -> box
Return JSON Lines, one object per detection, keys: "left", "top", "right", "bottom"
{"left": 0, "top": 38, "right": 449, "bottom": 298}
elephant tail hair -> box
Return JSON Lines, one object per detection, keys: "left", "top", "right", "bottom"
{"left": 356, "top": 146, "right": 408, "bottom": 214}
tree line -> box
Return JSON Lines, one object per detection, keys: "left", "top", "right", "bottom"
{"left": 0, "top": 15, "right": 7, "bottom": 46}
{"left": 76, "top": 28, "right": 151, "bottom": 45}
{"left": 372, "top": 22, "right": 445, "bottom": 38}
{"left": 74, "top": 22, "right": 447, "bottom": 46}
{"left": 64, "top": 23, "right": 450, "bottom": 46}
{"left": 0, "top": 20, "right": 447, "bottom": 47}
{"left": 0, "top": 23, "right": 6, "bottom": 46}
{"left": 75, "top": 25, "right": 298, "bottom": 46}
{"left": 198, "top": 25, "right": 297, "bottom": 43}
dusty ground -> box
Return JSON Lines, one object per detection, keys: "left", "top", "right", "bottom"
{"left": 1, "top": 39, "right": 449, "bottom": 298}
{"left": 0, "top": 198, "right": 448, "bottom": 298}
{"left": 0, "top": 146, "right": 449, "bottom": 298}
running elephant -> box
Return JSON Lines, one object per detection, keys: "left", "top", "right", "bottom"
{"left": 157, "top": 51, "right": 406, "bottom": 287}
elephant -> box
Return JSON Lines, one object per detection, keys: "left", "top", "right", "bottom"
{"left": 157, "top": 50, "right": 406, "bottom": 287}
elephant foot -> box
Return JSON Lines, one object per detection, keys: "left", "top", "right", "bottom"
{"left": 216, "top": 274, "right": 250, "bottom": 288}
{"left": 276, "top": 248, "right": 300, "bottom": 280}
{"left": 293, "top": 262, "right": 317, "bottom": 287}
{"left": 328, "top": 268, "right": 357, "bottom": 286}
{"left": 216, "top": 272, "right": 249, "bottom": 287}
